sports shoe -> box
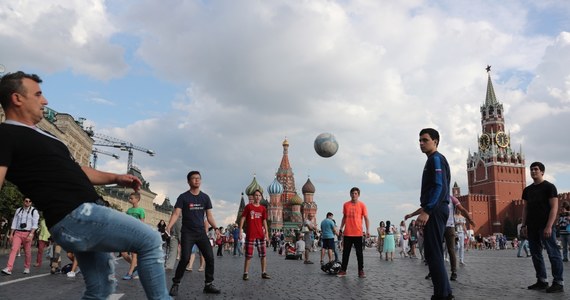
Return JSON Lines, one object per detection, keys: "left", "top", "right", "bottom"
{"left": 425, "top": 272, "right": 431, "bottom": 280}
{"left": 261, "top": 273, "right": 271, "bottom": 279}
{"left": 1, "top": 268, "right": 12, "bottom": 275}
{"left": 304, "top": 260, "right": 314, "bottom": 264}
{"left": 169, "top": 283, "right": 179, "bottom": 296}
{"left": 203, "top": 283, "right": 221, "bottom": 294}
{"left": 450, "top": 272, "right": 457, "bottom": 281}
{"left": 336, "top": 270, "right": 347, "bottom": 277}
{"left": 358, "top": 270, "right": 366, "bottom": 278}
{"left": 527, "top": 281, "right": 548, "bottom": 290}
{"left": 23, "top": 268, "right": 30, "bottom": 274}
{"left": 122, "top": 273, "right": 133, "bottom": 280}
{"left": 546, "top": 282, "right": 564, "bottom": 293}
{"left": 132, "top": 271, "right": 139, "bottom": 279}
{"left": 67, "top": 271, "right": 76, "bottom": 278}
{"left": 242, "top": 273, "right": 249, "bottom": 280}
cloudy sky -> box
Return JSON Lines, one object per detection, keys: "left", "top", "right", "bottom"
{"left": 2, "top": 0, "right": 570, "bottom": 228}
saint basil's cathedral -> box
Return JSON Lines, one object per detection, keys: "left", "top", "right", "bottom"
{"left": 236, "top": 138, "right": 317, "bottom": 236}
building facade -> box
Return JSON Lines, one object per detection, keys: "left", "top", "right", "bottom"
{"left": 1, "top": 106, "right": 170, "bottom": 226}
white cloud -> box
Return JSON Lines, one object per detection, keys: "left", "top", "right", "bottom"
{"left": 6, "top": 0, "right": 570, "bottom": 228}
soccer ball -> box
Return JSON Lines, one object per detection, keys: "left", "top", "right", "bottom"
{"left": 314, "top": 133, "right": 339, "bottom": 158}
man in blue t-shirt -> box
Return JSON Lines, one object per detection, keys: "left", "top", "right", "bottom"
{"left": 320, "top": 212, "right": 338, "bottom": 264}
{"left": 166, "top": 171, "right": 221, "bottom": 295}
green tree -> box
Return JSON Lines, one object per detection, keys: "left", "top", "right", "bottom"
{"left": 0, "top": 181, "right": 23, "bottom": 222}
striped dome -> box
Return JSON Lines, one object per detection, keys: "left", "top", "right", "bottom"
{"left": 245, "top": 176, "right": 263, "bottom": 196}
{"left": 267, "top": 177, "right": 284, "bottom": 195}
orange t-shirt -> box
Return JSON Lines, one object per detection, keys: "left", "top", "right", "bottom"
{"left": 342, "top": 200, "right": 368, "bottom": 237}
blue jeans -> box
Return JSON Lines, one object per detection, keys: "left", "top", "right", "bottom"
{"left": 517, "top": 239, "right": 529, "bottom": 257}
{"left": 527, "top": 226, "right": 564, "bottom": 284}
{"left": 233, "top": 240, "right": 243, "bottom": 256}
{"left": 50, "top": 203, "right": 170, "bottom": 300}
{"left": 561, "top": 234, "right": 569, "bottom": 261}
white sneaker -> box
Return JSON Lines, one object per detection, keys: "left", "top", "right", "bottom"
{"left": 67, "top": 271, "right": 76, "bottom": 278}
{"left": 23, "top": 268, "right": 30, "bottom": 274}
{"left": 2, "top": 268, "right": 12, "bottom": 275}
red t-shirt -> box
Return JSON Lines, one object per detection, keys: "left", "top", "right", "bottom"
{"left": 241, "top": 203, "right": 267, "bottom": 240}
{"left": 342, "top": 200, "right": 368, "bottom": 237}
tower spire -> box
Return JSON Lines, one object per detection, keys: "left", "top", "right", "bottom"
{"left": 485, "top": 66, "right": 498, "bottom": 106}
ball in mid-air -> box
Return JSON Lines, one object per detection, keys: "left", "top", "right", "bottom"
{"left": 314, "top": 133, "right": 339, "bottom": 158}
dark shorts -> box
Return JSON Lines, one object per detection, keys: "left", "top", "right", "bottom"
{"left": 322, "top": 238, "right": 335, "bottom": 250}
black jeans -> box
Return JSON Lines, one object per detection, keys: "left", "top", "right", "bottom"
{"left": 173, "top": 232, "right": 215, "bottom": 285}
{"left": 341, "top": 236, "right": 364, "bottom": 272}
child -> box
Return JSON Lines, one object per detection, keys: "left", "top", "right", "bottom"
{"left": 122, "top": 192, "right": 145, "bottom": 280}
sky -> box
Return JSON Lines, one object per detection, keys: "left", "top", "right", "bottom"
{"left": 2, "top": 0, "right": 570, "bottom": 229}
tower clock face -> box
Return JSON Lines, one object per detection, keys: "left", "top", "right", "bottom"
{"left": 495, "top": 131, "right": 509, "bottom": 148}
{"left": 479, "top": 134, "right": 491, "bottom": 150}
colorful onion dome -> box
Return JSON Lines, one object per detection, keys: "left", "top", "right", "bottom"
{"left": 245, "top": 176, "right": 263, "bottom": 196}
{"left": 290, "top": 193, "right": 303, "bottom": 206}
{"left": 267, "top": 177, "right": 284, "bottom": 195}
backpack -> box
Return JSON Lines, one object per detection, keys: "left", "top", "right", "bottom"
{"left": 61, "top": 263, "right": 73, "bottom": 274}
{"left": 320, "top": 260, "right": 341, "bottom": 275}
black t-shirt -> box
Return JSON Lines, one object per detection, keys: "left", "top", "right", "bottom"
{"left": 522, "top": 180, "right": 558, "bottom": 230}
{"left": 175, "top": 190, "right": 212, "bottom": 237}
{"left": 0, "top": 123, "right": 99, "bottom": 228}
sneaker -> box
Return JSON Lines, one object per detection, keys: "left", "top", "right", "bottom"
{"left": 1, "top": 268, "right": 12, "bottom": 275}
{"left": 169, "top": 283, "right": 179, "bottom": 297}
{"left": 336, "top": 270, "right": 347, "bottom": 277}
{"left": 358, "top": 270, "right": 366, "bottom": 278}
{"left": 261, "top": 273, "right": 271, "bottom": 279}
{"left": 242, "top": 273, "right": 249, "bottom": 280}
{"left": 527, "top": 281, "right": 548, "bottom": 290}
{"left": 450, "top": 272, "right": 457, "bottom": 281}
{"left": 304, "top": 260, "right": 314, "bottom": 264}
{"left": 203, "top": 283, "right": 221, "bottom": 294}
{"left": 23, "top": 268, "right": 30, "bottom": 274}
{"left": 546, "top": 282, "right": 564, "bottom": 293}
{"left": 132, "top": 271, "right": 139, "bottom": 279}
{"left": 122, "top": 273, "right": 133, "bottom": 280}
{"left": 67, "top": 271, "right": 76, "bottom": 278}
{"left": 425, "top": 272, "right": 432, "bottom": 280}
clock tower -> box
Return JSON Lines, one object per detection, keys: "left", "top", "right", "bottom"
{"left": 464, "top": 67, "right": 526, "bottom": 235}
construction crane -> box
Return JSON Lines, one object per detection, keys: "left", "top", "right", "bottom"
{"left": 88, "top": 132, "right": 155, "bottom": 173}
{"left": 91, "top": 148, "right": 119, "bottom": 169}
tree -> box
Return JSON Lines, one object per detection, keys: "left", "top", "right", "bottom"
{"left": 0, "top": 181, "right": 23, "bottom": 222}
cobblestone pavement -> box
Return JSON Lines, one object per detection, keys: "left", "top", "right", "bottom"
{"left": 0, "top": 247, "right": 568, "bottom": 300}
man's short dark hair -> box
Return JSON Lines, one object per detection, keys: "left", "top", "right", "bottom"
{"left": 187, "top": 171, "right": 201, "bottom": 181}
{"left": 530, "top": 162, "right": 545, "bottom": 172}
{"left": 326, "top": 212, "right": 333, "bottom": 217}
{"left": 0, "top": 71, "right": 42, "bottom": 110}
{"left": 419, "top": 128, "right": 440, "bottom": 146}
{"left": 350, "top": 187, "right": 360, "bottom": 195}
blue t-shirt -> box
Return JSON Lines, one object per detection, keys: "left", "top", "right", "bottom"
{"left": 175, "top": 190, "right": 213, "bottom": 236}
{"left": 320, "top": 218, "right": 336, "bottom": 239}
